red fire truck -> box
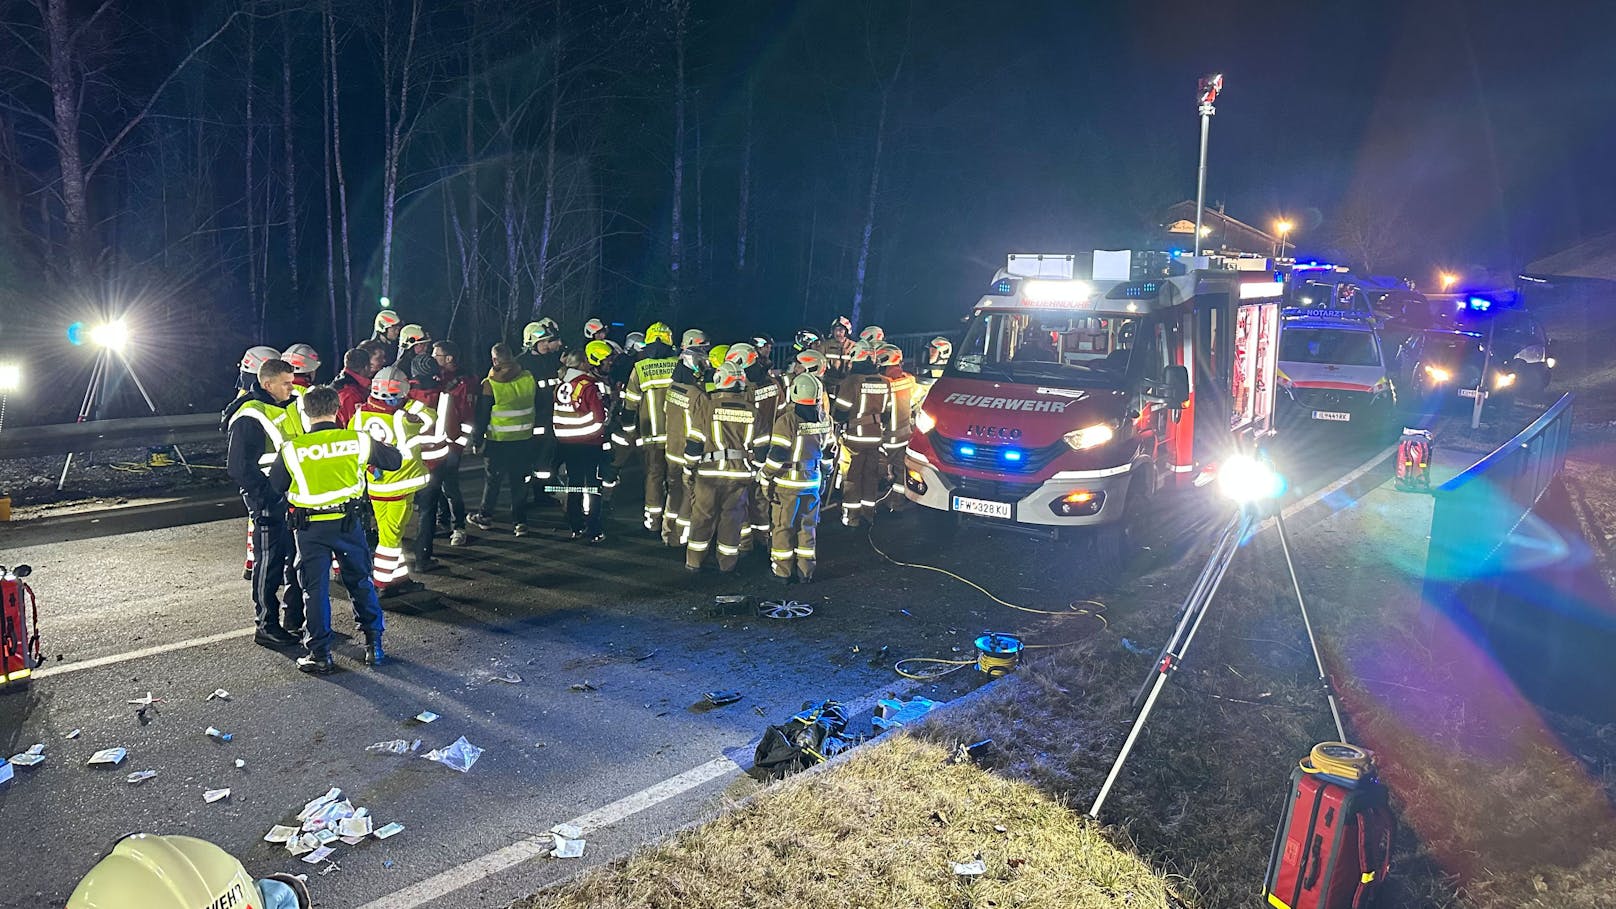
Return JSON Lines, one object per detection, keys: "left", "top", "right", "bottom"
{"left": 903, "top": 251, "right": 1283, "bottom": 558}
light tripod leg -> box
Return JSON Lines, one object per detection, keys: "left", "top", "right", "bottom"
{"left": 1091, "top": 663, "right": 1171, "bottom": 819}
{"left": 1273, "top": 511, "right": 1347, "bottom": 742}
{"left": 120, "top": 353, "right": 193, "bottom": 476}
{"left": 59, "top": 351, "right": 108, "bottom": 491}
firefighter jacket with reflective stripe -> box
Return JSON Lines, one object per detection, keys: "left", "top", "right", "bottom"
{"left": 882, "top": 370, "right": 915, "bottom": 452}
{"left": 663, "top": 366, "right": 705, "bottom": 467}
{"left": 277, "top": 428, "right": 375, "bottom": 518}
{"left": 483, "top": 369, "right": 537, "bottom": 442}
{"left": 554, "top": 368, "right": 610, "bottom": 445}
{"left": 816, "top": 337, "right": 856, "bottom": 386}
{"left": 352, "top": 400, "right": 435, "bottom": 497}
{"left": 621, "top": 348, "right": 678, "bottom": 446}
{"left": 748, "top": 374, "right": 784, "bottom": 457}
{"left": 684, "top": 389, "right": 756, "bottom": 479}
{"left": 760, "top": 405, "right": 832, "bottom": 492}
{"left": 834, "top": 369, "right": 892, "bottom": 451}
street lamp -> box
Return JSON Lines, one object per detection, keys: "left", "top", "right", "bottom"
{"left": 1274, "top": 219, "right": 1294, "bottom": 259}
{"left": 1192, "top": 73, "right": 1224, "bottom": 258}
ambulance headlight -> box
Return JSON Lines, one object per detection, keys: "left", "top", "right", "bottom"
{"left": 914, "top": 407, "right": 936, "bottom": 434}
{"left": 1063, "top": 423, "right": 1115, "bottom": 451}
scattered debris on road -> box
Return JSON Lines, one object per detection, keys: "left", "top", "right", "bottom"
{"left": 264, "top": 825, "right": 299, "bottom": 843}
{"left": 203, "top": 788, "right": 231, "bottom": 803}
{"left": 950, "top": 855, "right": 986, "bottom": 876}
{"left": 8, "top": 744, "right": 45, "bottom": 767}
{"left": 88, "top": 747, "right": 127, "bottom": 766}
{"left": 205, "top": 726, "right": 233, "bottom": 743}
{"left": 569, "top": 680, "right": 598, "bottom": 692}
{"left": 366, "top": 739, "right": 412, "bottom": 755}
{"left": 422, "top": 736, "right": 483, "bottom": 772}
{"left": 550, "top": 823, "right": 586, "bottom": 859}
{"left": 872, "top": 696, "right": 937, "bottom": 732}
{"left": 207, "top": 689, "right": 231, "bottom": 701}
{"left": 413, "top": 710, "right": 439, "bottom": 724}
{"left": 490, "top": 672, "right": 522, "bottom": 684}
{"left": 125, "top": 770, "right": 157, "bottom": 784}
{"left": 374, "top": 822, "right": 405, "bottom": 840}
{"left": 703, "top": 690, "right": 742, "bottom": 707}
{"left": 302, "top": 845, "right": 334, "bottom": 864}
{"left": 235, "top": 758, "right": 246, "bottom": 769}
{"left": 66, "top": 728, "right": 81, "bottom": 739}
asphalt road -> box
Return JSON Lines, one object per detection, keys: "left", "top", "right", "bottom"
{"left": 0, "top": 424, "right": 1397, "bottom": 909}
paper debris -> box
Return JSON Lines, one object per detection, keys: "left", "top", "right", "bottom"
{"left": 88, "top": 747, "right": 127, "bottom": 766}
{"left": 26, "top": 743, "right": 44, "bottom": 756}
{"left": 339, "top": 835, "right": 365, "bottom": 846}
{"left": 550, "top": 823, "right": 583, "bottom": 840}
{"left": 950, "top": 857, "right": 986, "bottom": 876}
{"left": 125, "top": 770, "right": 158, "bottom": 784}
{"left": 127, "top": 692, "right": 159, "bottom": 706}
{"left": 413, "top": 711, "right": 438, "bottom": 724}
{"left": 9, "top": 753, "right": 44, "bottom": 767}
{"left": 204, "top": 788, "right": 231, "bottom": 803}
{"left": 550, "top": 832, "right": 586, "bottom": 859}
{"left": 298, "top": 788, "right": 342, "bottom": 820}
{"left": 410, "top": 739, "right": 421, "bottom": 752}
{"left": 66, "top": 729, "right": 81, "bottom": 739}
{"left": 422, "top": 736, "right": 483, "bottom": 772}
{"left": 314, "top": 829, "right": 338, "bottom": 845}
{"left": 490, "top": 672, "right": 522, "bottom": 684}
{"left": 301, "top": 846, "right": 334, "bottom": 864}
{"left": 207, "top": 689, "right": 231, "bottom": 701}
{"left": 264, "top": 825, "right": 300, "bottom": 843}
{"left": 338, "top": 815, "right": 373, "bottom": 838}
{"left": 373, "top": 822, "right": 405, "bottom": 840}
{"left": 0, "top": 761, "right": 11, "bottom": 785}
{"left": 287, "top": 833, "right": 320, "bottom": 856}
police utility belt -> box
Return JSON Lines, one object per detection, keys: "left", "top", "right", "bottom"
{"left": 290, "top": 497, "right": 366, "bottom": 530}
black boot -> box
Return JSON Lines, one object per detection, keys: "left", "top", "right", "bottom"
{"left": 255, "top": 626, "right": 300, "bottom": 649}
{"left": 297, "top": 653, "right": 336, "bottom": 674}
{"left": 364, "top": 635, "right": 386, "bottom": 666}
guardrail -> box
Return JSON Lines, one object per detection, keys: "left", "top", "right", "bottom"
{"left": 0, "top": 413, "right": 220, "bottom": 460}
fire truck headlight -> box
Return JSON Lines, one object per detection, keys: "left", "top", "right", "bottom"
{"left": 1217, "top": 454, "right": 1286, "bottom": 503}
{"left": 1063, "top": 423, "right": 1115, "bottom": 451}
{"left": 914, "top": 407, "right": 936, "bottom": 434}
{"left": 1423, "top": 364, "right": 1451, "bottom": 384}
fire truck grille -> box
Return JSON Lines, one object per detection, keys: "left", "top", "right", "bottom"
{"left": 949, "top": 476, "right": 1044, "bottom": 503}
{"left": 929, "top": 432, "right": 1063, "bottom": 474}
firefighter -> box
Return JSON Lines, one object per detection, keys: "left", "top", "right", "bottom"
{"left": 554, "top": 343, "right": 613, "bottom": 543}
{"left": 877, "top": 343, "right": 915, "bottom": 510}
{"left": 268, "top": 385, "right": 402, "bottom": 673}
{"left": 662, "top": 329, "right": 709, "bottom": 544}
{"left": 396, "top": 324, "right": 433, "bottom": 377}
{"left": 912, "top": 336, "right": 952, "bottom": 412}
{"left": 225, "top": 358, "right": 303, "bottom": 649}
{"left": 281, "top": 343, "right": 321, "bottom": 387}
{"left": 359, "top": 338, "right": 390, "bottom": 374}
{"left": 519, "top": 320, "right": 565, "bottom": 491}
{"left": 331, "top": 347, "right": 376, "bottom": 427}
{"left": 67, "top": 833, "right": 311, "bottom": 909}
{"left": 833, "top": 340, "right": 891, "bottom": 527}
{"left": 816, "top": 316, "right": 856, "bottom": 398}
{"left": 793, "top": 328, "right": 820, "bottom": 356}
{"left": 750, "top": 334, "right": 778, "bottom": 375}
{"left": 373, "top": 309, "right": 403, "bottom": 356}
{"left": 469, "top": 343, "right": 536, "bottom": 536}
{"left": 352, "top": 366, "right": 434, "bottom": 597}
{"left": 733, "top": 341, "right": 782, "bottom": 551}
{"left": 620, "top": 321, "right": 678, "bottom": 532}
{"left": 227, "top": 345, "right": 284, "bottom": 580}
{"left": 683, "top": 360, "right": 755, "bottom": 572}
{"left": 705, "top": 344, "right": 730, "bottom": 392}
{"left": 583, "top": 317, "right": 608, "bottom": 341}
{"left": 431, "top": 340, "right": 475, "bottom": 545}
{"left": 760, "top": 373, "right": 832, "bottom": 585}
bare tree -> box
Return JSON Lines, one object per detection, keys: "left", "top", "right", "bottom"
{"left": 281, "top": 10, "right": 299, "bottom": 299}
{"left": 1329, "top": 190, "right": 1408, "bottom": 274}
{"left": 320, "top": 0, "right": 340, "bottom": 344}
{"left": 245, "top": 2, "right": 260, "bottom": 332}
{"left": 849, "top": 6, "right": 910, "bottom": 328}
{"left": 531, "top": 9, "right": 560, "bottom": 320}
{"left": 736, "top": 81, "right": 752, "bottom": 273}
{"left": 326, "top": 0, "right": 354, "bottom": 334}
{"left": 377, "top": 0, "right": 424, "bottom": 302}
{"left": 668, "top": 0, "right": 687, "bottom": 319}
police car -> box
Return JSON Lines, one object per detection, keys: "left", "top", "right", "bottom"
{"left": 1276, "top": 311, "right": 1396, "bottom": 430}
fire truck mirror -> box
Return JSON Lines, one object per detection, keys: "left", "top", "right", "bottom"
{"left": 1163, "top": 366, "right": 1190, "bottom": 408}
{"left": 11, "top": 564, "right": 30, "bottom": 578}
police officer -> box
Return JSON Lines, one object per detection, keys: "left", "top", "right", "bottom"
{"left": 554, "top": 343, "right": 614, "bottom": 542}
{"left": 760, "top": 373, "right": 832, "bottom": 584}
{"left": 268, "top": 385, "right": 402, "bottom": 673}
{"left": 226, "top": 345, "right": 286, "bottom": 580}
{"left": 620, "top": 322, "right": 678, "bottom": 532}
{"left": 225, "top": 358, "right": 303, "bottom": 649}
{"left": 682, "top": 360, "right": 755, "bottom": 572}
{"left": 662, "top": 329, "right": 709, "bottom": 545}
{"left": 833, "top": 340, "right": 892, "bottom": 527}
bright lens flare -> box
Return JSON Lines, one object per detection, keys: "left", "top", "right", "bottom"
{"left": 1424, "top": 364, "right": 1452, "bottom": 384}
{"left": 0, "top": 363, "right": 20, "bottom": 391}
{"left": 89, "top": 320, "right": 130, "bottom": 352}
{"left": 1022, "top": 279, "right": 1093, "bottom": 303}
{"left": 1217, "top": 454, "right": 1285, "bottom": 503}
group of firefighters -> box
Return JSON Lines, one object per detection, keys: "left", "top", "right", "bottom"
{"left": 223, "top": 307, "right": 951, "bottom": 674}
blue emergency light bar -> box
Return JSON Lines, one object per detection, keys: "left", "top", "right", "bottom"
{"left": 1002, "top": 449, "right": 1024, "bottom": 463}
{"left": 1464, "top": 296, "right": 1492, "bottom": 312}
{"left": 958, "top": 443, "right": 977, "bottom": 457}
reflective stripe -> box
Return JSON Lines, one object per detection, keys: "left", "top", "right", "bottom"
{"left": 492, "top": 407, "right": 534, "bottom": 418}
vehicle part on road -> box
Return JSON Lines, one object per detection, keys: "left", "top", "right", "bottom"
{"left": 203, "top": 788, "right": 231, "bottom": 803}
{"left": 88, "top": 747, "right": 127, "bottom": 765}
{"left": 207, "top": 688, "right": 230, "bottom": 700}
{"left": 423, "top": 736, "right": 483, "bottom": 772}
{"left": 1263, "top": 743, "right": 1393, "bottom": 909}
{"left": 759, "top": 600, "right": 814, "bottom": 619}
{"left": 1, "top": 563, "right": 41, "bottom": 688}
{"left": 709, "top": 594, "right": 753, "bottom": 617}
{"left": 704, "top": 689, "right": 743, "bottom": 707}
{"left": 125, "top": 770, "right": 157, "bottom": 784}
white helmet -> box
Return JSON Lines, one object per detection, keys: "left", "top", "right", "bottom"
{"left": 280, "top": 343, "right": 320, "bottom": 376}
{"left": 790, "top": 372, "right": 824, "bottom": 406}
{"left": 370, "top": 366, "right": 409, "bottom": 404}
{"left": 240, "top": 345, "right": 281, "bottom": 374}
{"left": 374, "top": 310, "right": 401, "bottom": 335}
{"left": 858, "top": 325, "right": 885, "bottom": 345}
{"left": 584, "top": 317, "right": 607, "bottom": 339}
{"left": 724, "top": 342, "right": 758, "bottom": 369}
{"left": 712, "top": 360, "right": 748, "bottom": 391}
{"left": 625, "top": 331, "right": 647, "bottom": 353}
{"left": 397, "top": 324, "right": 431, "bottom": 348}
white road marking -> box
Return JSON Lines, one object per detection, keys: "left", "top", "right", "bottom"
{"left": 33, "top": 627, "right": 255, "bottom": 678}
{"left": 357, "top": 681, "right": 917, "bottom": 909}
{"left": 1274, "top": 442, "right": 1397, "bottom": 524}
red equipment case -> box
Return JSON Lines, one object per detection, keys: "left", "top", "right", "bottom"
{"left": 1394, "top": 429, "right": 1433, "bottom": 492}
{"left": 1263, "top": 758, "right": 1394, "bottom": 909}
{"left": 1, "top": 570, "right": 41, "bottom": 688}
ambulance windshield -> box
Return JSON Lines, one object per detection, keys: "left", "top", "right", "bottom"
{"left": 950, "top": 309, "right": 1144, "bottom": 386}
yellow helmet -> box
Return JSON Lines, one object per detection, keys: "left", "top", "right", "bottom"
{"left": 585, "top": 339, "right": 615, "bottom": 367}
{"left": 67, "top": 833, "right": 309, "bottom": 909}
{"left": 645, "top": 321, "right": 674, "bottom": 347}
{"left": 708, "top": 344, "right": 730, "bottom": 369}
{"left": 397, "top": 323, "right": 431, "bottom": 347}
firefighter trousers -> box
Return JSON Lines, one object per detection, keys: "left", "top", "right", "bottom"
{"left": 663, "top": 454, "right": 690, "bottom": 545}
{"left": 641, "top": 443, "right": 668, "bottom": 531}
{"left": 686, "top": 477, "right": 750, "bottom": 571}
{"left": 746, "top": 479, "right": 771, "bottom": 552}
{"left": 252, "top": 512, "right": 304, "bottom": 633}
{"left": 841, "top": 446, "right": 884, "bottom": 527}
{"left": 294, "top": 517, "right": 383, "bottom": 658}
{"left": 369, "top": 495, "right": 414, "bottom": 590}
{"left": 558, "top": 443, "right": 604, "bottom": 536}
{"left": 881, "top": 444, "right": 909, "bottom": 510}
{"left": 769, "top": 489, "right": 820, "bottom": 580}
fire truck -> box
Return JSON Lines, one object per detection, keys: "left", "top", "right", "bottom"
{"left": 903, "top": 251, "right": 1283, "bottom": 558}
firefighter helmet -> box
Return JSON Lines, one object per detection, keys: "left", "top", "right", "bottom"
{"left": 830, "top": 315, "right": 853, "bottom": 335}
{"left": 585, "top": 339, "right": 615, "bottom": 367}
{"left": 790, "top": 372, "right": 823, "bottom": 406}
{"left": 793, "top": 328, "right": 820, "bottom": 351}
{"left": 713, "top": 361, "right": 747, "bottom": 391}
{"left": 625, "top": 331, "right": 647, "bottom": 353}
{"left": 876, "top": 344, "right": 904, "bottom": 367}
{"left": 928, "top": 336, "right": 953, "bottom": 365}
{"left": 584, "top": 317, "right": 607, "bottom": 339}
{"left": 724, "top": 342, "right": 758, "bottom": 368}
{"left": 374, "top": 310, "right": 401, "bottom": 335}
{"left": 858, "top": 325, "right": 885, "bottom": 345}
{"left": 850, "top": 340, "right": 879, "bottom": 363}
{"left": 708, "top": 344, "right": 730, "bottom": 369}
{"left": 370, "top": 366, "right": 409, "bottom": 404}
{"left": 67, "top": 833, "right": 311, "bottom": 909}
{"left": 522, "top": 320, "right": 556, "bottom": 349}
{"left": 398, "top": 324, "right": 431, "bottom": 348}
{"left": 678, "top": 346, "right": 707, "bottom": 374}
{"left": 750, "top": 334, "right": 774, "bottom": 352}
{"left": 794, "top": 348, "right": 826, "bottom": 376}
{"left": 280, "top": 343, "right": 321, "bottom": 376}
{"left": 681, "top": 328, "right": 709, "bottom": 349}
{"left": 645, "top": 321, "right": 674, "bottom": 347}
{"left": 240, "top": 345, "right": 281, "bottom": 374}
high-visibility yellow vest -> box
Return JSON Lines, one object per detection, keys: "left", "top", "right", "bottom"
{"left": 351, "top": 401, "right": 434, "bottom": 497}
{"left": 622, "top": 355, "right": 677, "bottom": 445}
{"left": 486, "top": 372, "right": 537, "bottom": 442}
{"left": 280, "top": 428, "right": 373, "bottom": 519}
{"left": 229, "top": 399, "right": 295, "bottom": 475}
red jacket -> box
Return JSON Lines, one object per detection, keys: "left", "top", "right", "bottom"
{"left": 334, "top": 369, "right": 372, "bottom": 426}
{"left": 553, "top": 368, "right": 609, "bottom": 446}
{"left": 428, "top": 370, "right": 476, "bottom": 452}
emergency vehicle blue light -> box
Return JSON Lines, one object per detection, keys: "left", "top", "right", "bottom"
{"left": 993, "top": 279, "right": 1013, "bottom": 294}
{"left": 1002, "top": 449, "right": 1024, "bottom": 463}
{"left": 66, "top": 321, "right": 86, "bottom": 346}
{"left": 958, "top": 444, "right": 977, "bottom": 457}
{"left": 1122, "top": 282, "right": 1159, "bottom": 298}
{"left": 1466, "top": 296, "right": 1492, "bottom": 312}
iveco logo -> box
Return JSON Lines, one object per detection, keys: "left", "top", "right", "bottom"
{"left": 967, "top": 425, "right": 1022, "bottom": 440}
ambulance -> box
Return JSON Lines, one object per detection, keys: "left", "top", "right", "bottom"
{"left": 903, "top": 251, "right": 1283, "bottom": 557}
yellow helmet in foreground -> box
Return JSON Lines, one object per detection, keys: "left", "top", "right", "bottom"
{"left": 68, "top": 833, "right": 309, "bottom": 909}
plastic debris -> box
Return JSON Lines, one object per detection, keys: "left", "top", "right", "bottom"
{"left": 66, "top": 729, "right": 81, "bottom": 739}
{"left": 235, "top": 759, "right": 246, "bottom": 769}
{"left": 318, "top": 862, "right": 341, "bottom": 876}
{"left": 950, "top": 857, "right": 987, "bottom": 876}
{"left": 340, "top": 835, "right": 365, "bottom": 846}
{"left": 207, "top": 689, "right": 231, "bottom": 701}
{"left": 550, "top": 824, "right": 586, "bottom": 859}
{"left": 314, "top": 829, "right": 338, "bottom": 845}
{"left": 551, "top": 823, "right": 583, "bottom": 840}
{"left": 872, "top": 697, "right": 938, "bottom": 732}
{"left": 8, "top": 753, "right": 43, "bottom": 767}
{"left": 410, "top": 739, "right": 422, "bottom": 752}
{"left": 204, "top": 788, "right": 231, "bottom": 803}
{"left": 413, "top": 711, "right": 438, "bottom": 724}
{"left": 422, "top": 736, "right": 483, "bottom": 772}
{"left": 205, "top": 726, "right": 234, "bottom": 743}
{"left": 338, "top": 814, "right": 373, "bottom": 838}
{"left": 125, "top": 770, "right": 158, "bottom": 784}
{"left": 373, "top": 822, "right": 405, "bottom": 840}
{"left": 366, "top": 740, "right": 412, "bottom": 755}
{"left": 950, "top": 739, "right": 994, "bottom": 765}
{"left": 298, "top": 788, "right": 343, "bottom": 821}
{"left": 302, "top": 846, "right": 334, "bottom": 864}
{"left": 490, "top": 673, "right": 522, "bottom": 684}
{"left": 569, "top": 681, "right": 598, "bottom": 692}
{"left": 0, "top": 760, "right": 12, "bottom": 785}
{"left": 127, "top": 692, "right": 159, "bottom": 706}
{"left": 88, "top": 748, "right": 127, "bottom": 766}
{"left": 264, "top": 825, "right": 299, "bottom": 843}
{"left": 287, "top": 833, "right": 320, "bottom": 856}
{"left": 1120, "top": 637, "right": 1153, "bottom": 656}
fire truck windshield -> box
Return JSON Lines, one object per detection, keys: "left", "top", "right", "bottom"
{"left": 950, "top": 309, "right": 1144, "bottom": 386}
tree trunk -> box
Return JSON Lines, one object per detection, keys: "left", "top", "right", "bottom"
{"left": 327, "top": 0, "right": 354, "bottom": 334}
{"left": 321, "top": 1, "right": 340, "bottom": 346}
{"left": 503, "top": 159, "right": 520, "bottom": 328}
{"left": 531, "top": 44, "right": 558, "bottom": 321}
{"left": 850, "top": 91, "right": 888, "bottom": 329}
{"left": 379, "top": 0, "right": 422, "bottom": 302}
{"left": 802, "top": 197, "right": 817, "bottom": 324}
{"left": 736, "top": 82, "right": 752, "bottom": 273}
{"left": 693, "top": 89, "right": 704, "bottom": 284}
{"left": 245, "top": 4, "right": 259, "bottom": 333}
{"left": 463, "top": 1, "right": 481, "bottom": 344}
{"left": 668, "top": 0, "right": 687, "bottom": 320}
{"left": 42, "top": 0, "right": 90, "bottom": 280}
{"left": 282, "top": 16, "right": 299, "bottom": 299}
